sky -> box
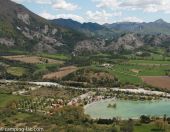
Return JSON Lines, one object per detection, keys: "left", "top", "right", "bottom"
{"left": 11, "top": 0, "right": 170, "bottom": 24}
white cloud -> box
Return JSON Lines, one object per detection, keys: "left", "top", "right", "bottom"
{"left": 118, "top": 17, "right": 143, "bottom": 23}
{"left": 52, "top": 0, "right": 79, "bottom": 11}
{"left": 55, "top": 14, "right": 85, "bottom": 23}
{"left": 11, "top": 0, "right": 79, "bottom": 9}
{"left": 39, "top": 10, "right": 122, "bottom": 24}
{"left": 120, "top": 0, "right": 170, "bottom": 13}
{"left": 39, "top": 10, "right": 121, "bottom": 24}
{"left": 36, "top": 0, "right": 52, "bottom": 4}
{"left": 93, "top": 0, "right": 120, "bottom": 9}
{"left": 86, "top": 10, "right": 120, "bottom": 24}
{"left": 39, "top": 11, "right": 56, "bottom": 19}
{"left": 39, "top": 11, "right": 85, "bottom": 23}
{"left": 11, "top": 0, "right": 51, "bottom": 4}
{"left": 113, "top": 11, "right": 122, "bottom": 16}
{"left": 93, "top": 0, "right": 170, "bottom": 14}
{"left": 11, "top": 0, "right": 28, "bottom": 3}
{"left": 12, "top": 0, "right": 79, "bottom": 11}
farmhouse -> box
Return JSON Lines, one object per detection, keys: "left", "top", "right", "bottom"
{"left": 101, "top": 63, "right": 113, "bottom": 68}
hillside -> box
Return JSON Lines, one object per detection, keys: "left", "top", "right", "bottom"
{"left": 0, "top": 0, "right": 88, "bottom": 54}
{"left": 62, "top": 68, "right": 119, "bottom": 87}
{"left": 73, "top": 33, "right": 170, "bottom": 55}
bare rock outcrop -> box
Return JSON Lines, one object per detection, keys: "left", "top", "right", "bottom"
{"left": 17, "top": 13, "right": 30, "bottom": 25}
{"left": 74, "top": 39, "right": 105, "bottom": 54}
{"left": 108, "top": 34, "right": 144, "bottom": 51}
{"left": 0, "top": 38, "right": 15, "bottom": 47}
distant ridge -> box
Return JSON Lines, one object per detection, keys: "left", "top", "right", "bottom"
{"left": 154, "top": 19, "right": 167, "bottom": 24}
{"left": 51, "top": 18, "right": 170, "bottom": 35}
{"left": 51, "top": 18, "right": 106, "bottom": 32}
{"left": 104, "top": 19, "right": 170, "bottom": 34}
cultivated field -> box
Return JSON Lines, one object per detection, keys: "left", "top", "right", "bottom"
{"left": 128, "top": 60, "right": 170, "bottom": 66}
{"left": 2, "top": 55, "right": 64, "bottom": 64}
{"left": 39, "top": 53, "right": 70, "bottom": 60}
{"left": 107, "top": 61, "right": 170, "bottom": 85}
{"left": 141, "top": 76, "right": 170, "bottom": 89}
{"left": 43, "top": 66, "right": 78, "bottom": 80}
{"left": 7, "top": 67, "right": 27, "bottom": 77}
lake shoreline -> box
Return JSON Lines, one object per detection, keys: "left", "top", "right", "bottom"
{"left": 84, "top": 98, "right": 170, "bottom": 120}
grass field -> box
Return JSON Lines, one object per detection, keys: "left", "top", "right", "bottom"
{"left": 85, "top": 65, "right": 142, "bottom": 85}
{"left": 128, "top": 60, "right": 170, "bottom": 65}
{"left": 92, "top": 61, "right": 170, "bottom": 85}
{"left": 125, "top": 53, "right": 170, "bottom": 61}
{"left": 39, "top": 53, "right": 71, "bottom": 61}
{"left": 124, "top": 46, "right": 170, "bottom": 61}
{"left": 7, "top": 67, "right": 27, "bottom": 77}
{"left": 134, "top": 123, "right": 170, "bottom": 132}
{"left": 0, "top": 94, "right": 21, "bottom": 108}
{"left": 36, "top": 63, "right": 59, "bottom": 70}
{"left": 113, "top": 64, "right": 168, "bottom": 76}
{"left": 110, "top": 69, "right": 142, "bottom": 85}
{"left": 2, "top": 55, "right": 64, "bottom": 64}
{"left": 7, "top": 112, "right": 32, "bottom": 122}
{"left": 0, "top": 49, "right": 29, "bottom": 55}
{"left": 110, "top": 65, "right": 166, "bottom": 85}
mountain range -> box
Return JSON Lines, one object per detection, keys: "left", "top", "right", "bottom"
{"left": 104, "top": 19, "right": 170, "bottom": 35}
{"left": 52, "top": 18, "right": 170, "bottom": 35}
{"left": 0, "top": 0, "right": 170, "bottom": 55}
{"left": 51, "top": 19, "right": 106, "bottom": 32}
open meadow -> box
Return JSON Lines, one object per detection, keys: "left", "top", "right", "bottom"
{"left": 2, "top": 55, "right": 64, "bottom": 64}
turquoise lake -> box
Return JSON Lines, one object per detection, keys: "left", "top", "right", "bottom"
{"left": 84, "top": 99, "right": 170, "bottom": 119}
